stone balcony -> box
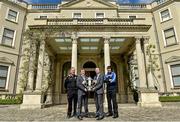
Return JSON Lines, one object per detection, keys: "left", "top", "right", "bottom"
{"left": 46, "top": 18, "right": 146, "bottom": 26}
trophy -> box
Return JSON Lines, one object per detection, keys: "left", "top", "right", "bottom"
{"left": 82, "top": 77, "right": 97, "bottom": 91}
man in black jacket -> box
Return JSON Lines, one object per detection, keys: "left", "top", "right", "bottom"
{"left": 93, "top": 68, "right": 104, "bottom": 120}
{"left": 77, "top": 69, "right": 89, "bottom": 120}
{"left": 64, "top": 67, "right": 78, "bottom": 118}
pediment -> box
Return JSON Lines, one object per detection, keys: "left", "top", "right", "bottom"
{"left": 165, "top": 56, "right": 180, "bottom": 63}
{"left": 60, "top": 0, "right": 118, "bottom": 9}
{"left": 0, "top": 57, "right": 14, "bottom": 65}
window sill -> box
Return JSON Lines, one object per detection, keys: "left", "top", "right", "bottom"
{"left": 0, "top": 89, "right": 9, "bottom": 92}
{"left": 171, "top": 87, "right": 180, "bottom": 90}
{"left": 5, "top": 18, "right": 18, "bottom": 24}
{"left": 164, "top": 43, "right": 179, "bottom": 48}
{"left": 0, "top": 44, "right": 15, "bottom": 49}
{"left": 161, "top": 18, "right": 173, "bottom": 24}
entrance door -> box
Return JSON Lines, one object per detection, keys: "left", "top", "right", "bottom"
{"left": 83, "top": 61, "right": 96, "bottom": 98}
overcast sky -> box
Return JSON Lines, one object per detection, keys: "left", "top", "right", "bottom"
{"left": 25, "top": 0, "right": 152, "bottom": 4}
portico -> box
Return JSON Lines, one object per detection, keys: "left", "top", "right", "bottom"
{"left": 18, "top": 19, "right": 161, "bottom": 108}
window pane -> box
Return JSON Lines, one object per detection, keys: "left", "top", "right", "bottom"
{"left": 161, "top": 9, "right": 170, "bottom": 21}
{"left": 166, "top": 37, "right": 176, "bottom": 45}
{"left": 4, "top": 29, "right": 14, "bottom": 38}
{"left": 171, "top": 65, "right": 180, "bottom": 76}
{"left": 96, "top": 13, "right": 104, "bottom": 18}
{"left": 164, "top": 28, "right": 175, "bottom": 38}
{"left": 2, "top": 37, "right": 13, "bottom": 46}
{"left": 0, "top": 78, "right": 6, "bottom": 88}
{"left": 8, "top": 10, "right": 17, "bottom": 21}
{"left": 73, "top": 13, "right": 81, "bottom": 18}
{"left": 0, "top": 66, "right": 8, "bottom": 77}
{"left": 173, "top": 76, "right": 180, "bottom": 86}
{"left": 9, "top": 10, "right": 17, "bottom": 17}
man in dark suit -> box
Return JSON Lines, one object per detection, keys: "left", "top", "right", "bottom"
{"left": 64, "top": 67, "right": 77, "bottom": 118}
{"left": 77, "top": 69, "right": 89, "bottom": 120}
{"left": 93, "top": 68, "right": 104, "bottom": 120}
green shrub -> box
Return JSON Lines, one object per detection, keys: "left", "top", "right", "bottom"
{"left": 159, "top": 96, "right": 180, "bottom": 102}
{"left": 0, "top": 95, "right": 23, "bottom": 105}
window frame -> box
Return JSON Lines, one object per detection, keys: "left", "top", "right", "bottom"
{"left": 95, "top": 12, "right": 105, "bottom": 18}
{"left": 0, "top": 64, "right": 11, "bottom": 90}
{"left": 162, "top": 27, "right": 178, "bottom": 47}
{"left": 1, "top": 27, "right": 16, "bottom": 48}
{"left": 159, "top": 8, "right": 172, "bottom": 23}
{"left": 128, "top": 15, "right": 137, "bottom": 19}
{"left": 72, "top": 12, "right": 82, "bottom": 19}
{"left": 6, "top": 8, "right": 19, "bottom": 23}
{"left": 169, "top": 64, "right": 180, "bottom": 88}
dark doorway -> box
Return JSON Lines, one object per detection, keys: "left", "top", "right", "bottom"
{"left": 83, "top": 61, "right": 96, "bottom": 98}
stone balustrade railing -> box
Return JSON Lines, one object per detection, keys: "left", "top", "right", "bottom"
{"left": 47, "top": 18, "right": 135, "bottom": 25}
{"left": 119, "top": 4, "right": 148, "bottom": 9}
{"left": 30, "top": 4, "right": 59, "bottom": 9}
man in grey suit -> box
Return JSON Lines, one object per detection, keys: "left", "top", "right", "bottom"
{"left": 77, "top": 69, "right": 89, "bottom": 120}
{"left": 93, "top": 68, "right": 104, "bottom": 120}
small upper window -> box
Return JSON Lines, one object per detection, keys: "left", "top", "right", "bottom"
{"left": 170, "top": 64, "right": 180, "bottom": 87}
{"left": 96, "top": 13, "right": 104, "bottom": 18}
{"left": 0, "top": 65, "right": 9, "bottom": 89}
{"left": 7, "top": 9, "right": 18, "bottom": 22}
{"left": 40, "top": 16, "right": 47, "bottom": 19}
{"left": 161, "top": 9, "right": 171, "bottom": 22}
{"left": 129, "top": 16, "right": 136, "bottom": 19}
{"left": 73, "top": 13, "right": 81, "bottom": 19}
{"left": 1, "top": 28, "right": 15, "bottom": 47}
{"left": 164, "top": 27, "right": 177, "bottom": 46}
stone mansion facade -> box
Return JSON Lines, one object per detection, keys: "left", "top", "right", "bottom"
{"left": 0, "top": 0, "right": 180, "bottom": 108}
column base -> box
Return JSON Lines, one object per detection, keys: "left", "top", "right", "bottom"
{"left": 20, "top": 91, "right": 44, "bottom": 109}
{"left": 137, "top": 89, "right": 162, "bottom": 107}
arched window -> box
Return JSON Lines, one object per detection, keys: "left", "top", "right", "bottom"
{"left": 83, "top": 61, "right": 96, "bottom": 68}
{"left": 111, "top": 61, "right": 118, "bottom": 92}
{"left": 62, "top": 62, "right": 71, "bottom": 93}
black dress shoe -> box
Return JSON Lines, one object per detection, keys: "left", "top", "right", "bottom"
{"left": 106, "top": 113, "right": 113, "bottom": 117}
{"left": 77, "top": 116, "right": 83, "bottom": 120}
{"left": 96, "top": 116, "right": 104, "bottom": 120}
{"left": 66, "top": 115, "right": 71, "bottom": 119}
{"left": 73, "top": 113, "right": 77, "bottom": 117}
{"left": 112, "top": 114, "right": 119, "bottom": 118}
{"left": 95, "top": 114, "right": 99, "bottom": 118}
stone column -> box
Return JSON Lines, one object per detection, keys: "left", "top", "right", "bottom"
{"left": 26, "top": 39, "right": 37, "bottom": 91}
{"left": 104, "top": 36, "right": 111, "bottom": 72}
{"left": 71, "top": 36, "right": 78, "bottom": 74}
{"left": 35, "top": 39, "right": 46, "bottom": 92}
{"left": 135, "top": 37, "right": 147, "bottom": 89}
{"left": 143, "top": 37, "right": 155, "bottom": 89}
{"left": 20, "top": 36, "right": 46, "bottom": 109}
{"left": 104, "top": 36, "right": 111, "bottom": 107}
{"left": 135, "top": 36, "right": 161, "bottom": 107}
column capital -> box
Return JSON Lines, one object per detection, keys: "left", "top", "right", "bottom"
{"left": 71, "top": 36, "right": 78, "bottom": 44}
{"left": 103, "top": 36, "right": 111, "bottom": 44}
{"left": 143, "top": 36, "right": 150, "bottom": 44}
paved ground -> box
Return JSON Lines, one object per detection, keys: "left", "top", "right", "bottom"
{"left": 0, "top": 103, "right": 180, "bottom": 121}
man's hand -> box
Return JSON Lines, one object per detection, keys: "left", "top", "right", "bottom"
{"left": 84, "top": 88, "right": 87, "bottom": 92}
